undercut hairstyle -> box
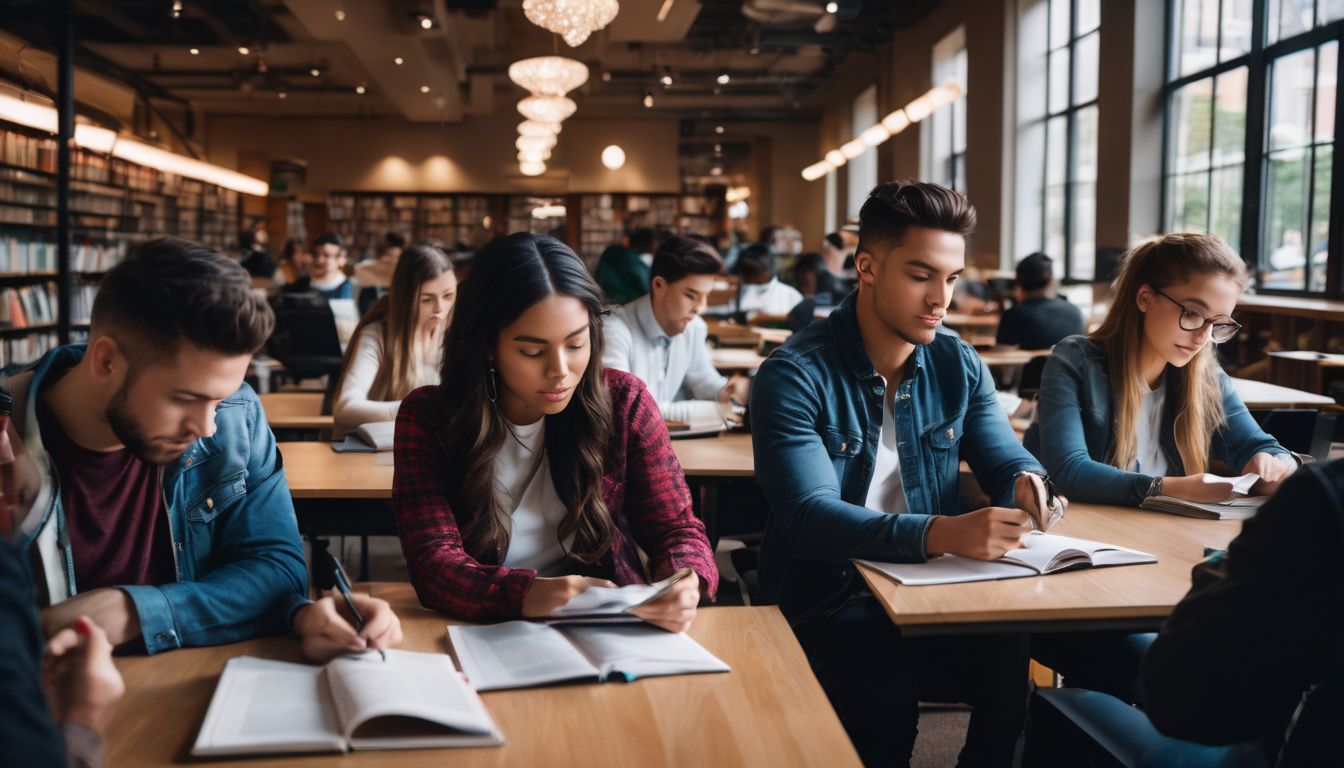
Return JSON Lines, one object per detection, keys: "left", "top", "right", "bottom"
{"left": 313, "top": 231, "right": 344, "bottom": 249}
{"left": 627, "top": 228, "right": 657, "bottom": 253}
{"left": 651, "top": 235, "right": 724, "bottom": 284}
{"left": 1015, "top": 252, "right": 1055, "bottom": 292}
{"left": 91, "top": 237, "right": 275, "bottom": 367}
{"left": 856, "top": 180, "right": 977, "bottom": 260}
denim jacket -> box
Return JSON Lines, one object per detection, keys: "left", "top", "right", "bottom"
{"left": 1024, "top": 335, "right": 1292, "bottom": 507}
{"left": 751, "top": 294, "right": 1045, "bottom": 624}
{"left": 7, "top": 345, "right": 309, "bottom": 654}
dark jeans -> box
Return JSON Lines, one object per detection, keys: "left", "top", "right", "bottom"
{"left": 795, "top": 596, "right": 1030, "bottom": 767}
{"left": 1030, "top": 631, "right": 1157, "bottom": 704}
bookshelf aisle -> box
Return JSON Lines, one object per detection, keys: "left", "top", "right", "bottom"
{"left": 0, "top": 120, "right": 243, "bottom": 367}
{"left": 328, "top": 192, "right": 497, "bottom": 258}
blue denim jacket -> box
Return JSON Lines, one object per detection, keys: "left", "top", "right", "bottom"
{"left": 1024, "top": 335, "right": 1292, "bottom": 506}
{"left": 8, "top": 345, "right": 309, "bottom": 654}
{"left": 751, "top": 295, "right": 1045, "bottom": 624}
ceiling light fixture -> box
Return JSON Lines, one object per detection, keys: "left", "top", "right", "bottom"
{"left": 517, "top": 94, "right": 577, "bottom": 122}
{"left": 237, "top": 46, "right": 250, "bottom": 55}
{"left": 508, "top": 56, "right": 589, "bottom": 97}
{"left": 660, "top": 72, "right": 673, "bottom": 87}
{"left": 171, "top": 0, "right": 183, "bottom": 19}
{"left": 189, "top": 47, "right": 200, "bottom": 55}
{"left": 277, "top": 91, "right": 287, "bottom": 99}
{"left": 656, "top": 0, "right": 675, "bottom": 22}
{"left": 522, "top": 0, "right": 620, "bottom": 47}
{"left": 355, "top": 85, "right": 366, "bottom": 94}
{"left": 642, "top": 91, "right": 654, "bottom": 108}
{"left": 518, "top": 148, "right": 552, "bottom": 162}
{"left": 839, "top": 139, "right": 866, "bottom": 160}
{"left": 601, "top": 144, "right": 626, "bottom": 169}
{"left": 519, "top": 160, "right": 547, "bottom": 176}
{"left": 714, "top": 124, "right": 725, "bottom": 134}
{"left": 418, "top": 14, "right": 434, "bottom": 29}
{"left": 716, "top": 73, "right": 730, "bottom": 85}
{"left": 518, "top": 119, "right": 562, "bottom": 137}
{"left": 335, "top": 9, "right": 346, "bottom": 21}
{"left": 825, "top": 1, "right": 839, "bottom": 13}
{"left": 420, "top": 85, "right": 431, "bottom": 93}
{"left": 394, "top": 56, "right": 404, "bottom": 66}
{"left": 800, "top": 80, "right": 961, "bottom": 181}
{"left": 516, "top": 134, "right": 558, "bottom": 153}
{"left": 310, "top": 67, "right": 321, "bottom": 77}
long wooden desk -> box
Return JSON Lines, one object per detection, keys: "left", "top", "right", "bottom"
{"left": 857, "top": 502, "right": 1240, "bottom": 636}
{"left": 1229, "top": 376, "right": 1336, "bottom": 409}
{"left": 711, "top": 347, "right": 768, "bottom": 371}
{"left": 106, "top": 584, "right": 859, "bottom": 767}
{"left": 260, "top": 392, "right": 334, "bottom": 431}
{"left": 976, "top": 348, "right": 1052, "bottom": 368}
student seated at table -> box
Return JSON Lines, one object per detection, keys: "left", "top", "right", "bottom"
{"left": 333, "top": 244, "right": 455, "bottom": 436}
{"left": 4, "top": 238, "right": 400, "bottom": 661}
{"left": 603, "top": 235, "right": 749, "bottom": 424}
{"left": 594, "top": 238, "right": 651, "bottom": 305}
{"left": 285, "top": 231, "right": 354, "bottom": 301}
{"left": 996, "top": 252, "right": 1084, "bottom": 350}
{"left": 354, "top": 232, "right": 406, "bottom": 316}
{"left": 1023, "top": 232, "right": 1297, "bottom": 702}
{"left": 752, "top": 180, "right": 1060, "bottom": 766}
{"left": 393, "top": 233, "right": 716, "bottom": 630}
{"left": 732, "top": 243, "right": 804, "bottom": 318}
{"left": 273, "top": 237, "right": 310, "bottom": 287}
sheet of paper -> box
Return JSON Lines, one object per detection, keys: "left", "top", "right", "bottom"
{"left": 550, "top": 570, "right": 685, "bottom": 617}
{"left": 856, "top": 556, "right": 1037, "bottom": 586}
{"left": 192, "top": 657, "right": 343, "bottom": 756}
{"left": 448, "top": 622, "right": 596, "bottom": 691}
{"left": 561, "top": 624, "right": 730, "bottom": 680}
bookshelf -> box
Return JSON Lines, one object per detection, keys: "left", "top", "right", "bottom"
{"left": 328, "top": 192, "right": 498, "bottom": 260}
{"left": 0, "top": 120, "right": 244, "bottom": 367}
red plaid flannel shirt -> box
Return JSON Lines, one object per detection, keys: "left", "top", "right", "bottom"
{"left": 393, "top": 368, "right": 718, "bottom": 621}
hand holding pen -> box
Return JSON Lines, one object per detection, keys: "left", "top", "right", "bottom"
{"left": 292, "top": 551, "right": 405, "bottom": 662}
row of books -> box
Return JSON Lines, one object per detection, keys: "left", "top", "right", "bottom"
{"left": 0, "top": 331, "right": 58, "bottom": 367}
{"left": 0, "top": 283, "right": 59, "bottom": 328}
{"left": 0, "top": 128, "right": 56, "bottom": 173}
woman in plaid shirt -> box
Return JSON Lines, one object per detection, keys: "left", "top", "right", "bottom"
{"left": 393, "top": 233, "right": 717, "bottom": 631}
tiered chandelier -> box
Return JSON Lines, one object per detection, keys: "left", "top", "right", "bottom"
{"left": 522, "top": 0, "right": 620, "bottom": 47}
{"left": 511, "top": 56, "right": 586, "bottom": 176}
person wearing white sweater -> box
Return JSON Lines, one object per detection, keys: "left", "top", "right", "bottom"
{"left": 333, "top": 244, "right": 455, "bottom": 436}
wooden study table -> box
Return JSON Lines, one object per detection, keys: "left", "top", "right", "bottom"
{"left": 976, "top": 347, "right": 1052, "bottom": 368}
{"left": 259, "top": 392, "right": 334, "bottom": 432}
{"left": 1267, "top": 350, "right": 1344, "bottom": 396}
{"left": 106, "top": 584, "right": 860, "bottom": 768}
{"left": 1229, "top": 376, "right": 1336, "bottom": 409}
{"left": 711, "top": 347, "right": 768, "bottom": 372}
{"left": 856, "top": 502, "right": 1240, "bottom": 637}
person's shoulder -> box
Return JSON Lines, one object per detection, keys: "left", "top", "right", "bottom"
{"left": 1051, "top": 334, "right": 1101, "bottom": 359}
{"left": 399, "top": 384, "right": 443, "bottom": 418}
{"left": 603, "top": 367, "right": 648, "bottom": 402}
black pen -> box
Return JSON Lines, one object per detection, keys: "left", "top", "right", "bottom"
{"left": 327, "top": 551, "right": 384, "bottom": 659}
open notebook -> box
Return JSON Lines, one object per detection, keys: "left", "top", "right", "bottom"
{"left": 448, "top": 621, "right": 730, "bottom": 691}
{"left": 192, "top": 651, "right": 503, "bottom": 756}
{"left": 541, "top": 568, "right": 694, "bottom": 624}
{"left": 857, "top": 531, "right": 1157, "bottom": 586}
{"left": 331, "top": 420, "right": 396, "bottom": 452}
{"left": 1140, "top": 495, "right": 1264, "bottom": 520}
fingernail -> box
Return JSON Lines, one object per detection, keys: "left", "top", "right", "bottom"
{"left": 74, "top": 617, "right": 91, "bottom": 636}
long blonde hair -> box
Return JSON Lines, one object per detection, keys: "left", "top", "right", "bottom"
{"left": 1090, "top": 233, "right": 1247, "bottom": 473}
{"left": 337, "top": 244, "right": 453, "bottom": 401}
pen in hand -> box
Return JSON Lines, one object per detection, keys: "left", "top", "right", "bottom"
{"left": 325, "top": 550, "right": 383, "bottom": 659}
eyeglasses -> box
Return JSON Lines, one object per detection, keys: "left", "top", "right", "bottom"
{"left": 1153, "top": 288, "right": 1242, "bottom": 343}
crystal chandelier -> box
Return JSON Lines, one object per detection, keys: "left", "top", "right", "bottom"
{"left": 517, "top": 95, "right": 577, "bottom": 123}
{"left": 518, "top": 120, "right": 561, "bottom": 138}
{"left": 509, "top": 56, "right": 589, "bottom": 97}
{"left": 522, "top": 0, "right": 619, "bottom": 47}
{"left": 516, "top": 134, "right": 557, "bottom": 154}
{"left": 519, "top": 160, "right": 547, "bottom": 176}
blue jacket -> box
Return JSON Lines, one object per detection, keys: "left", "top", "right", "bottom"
{"left": 1024, "top": 335, "right": 1292, "bottom": 506}
{"left": 751, "top": 294, "right": 1044, "bottom": 624}
{"left": 7, "top": 345, "right": 308, "bottom": 654}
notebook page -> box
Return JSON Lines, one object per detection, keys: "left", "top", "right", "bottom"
{"left": 192, "top": 657, "right": 344, "bottom": 756}
{"left": 1002, "top": 531, "right": 1156, "bottom": 573}
{"left": 560, "top": 624, "right": 730, "bottom": 681}
{"left": 325, "top": 650, "right": 494, "bottom": 740}
{"left": 856, "top": 556, "right": 1037, "bottom": 585}
{"left": 447, "top": 622, "right": 597, "bottom": 691}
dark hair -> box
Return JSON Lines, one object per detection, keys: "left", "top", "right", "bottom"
{"left": 758, "top": 225, "right": 780, "bottom": 245}
{"left": 336, "top": 244, "right": 453, "bottom": 403}
{"left": 856, "top": 180, "right": 977, "bottom": 259}
{"left": 91, "top": 237, "right": 274, "bottom": 365}
{"left": 795, "top": 251, "right": 823, "bottom": 274}
{"left": 281, "top": 238, "right": 306, "bottom": 262}
{"left": 733, "top": 243, "right": 775, "bottom": 281}
{"left": 823, "top": 232, "right": 845, "bottom": 250}
{"left": 1015, "top": 252, "right": 1055, "bottom": 292}
{"left": 313, "top": 231, "right": 344, "bottom": 249}
{"left": 436, "top": 233, "right": 615, "bottom": 565}
{"left": 383, "top": 232, "right": 407, "bottom": 250}
{"left": 651, "top": 235, "right": 723, "bottom": 284}
{"left": 627, "top": 228, "right": 656, "bottom": 252}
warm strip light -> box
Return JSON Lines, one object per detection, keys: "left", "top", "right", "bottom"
{"left": 801, "top": 161, "right": 832, "bottom": 181}
{"left": 839, "top": 139, "right": 866, "bottom": 160}
{"left": 0, "top": 92, "right": 267, "bottom": 195}
{"left": 903, "top": 93, "right": 936, "bottom": 122}
{"left": 881, "top": 109, "right": 911, "bottom": 135}
{"left": 656, "top": 0, "right": 675, "bottom": 22}
{"left": 800, "top": 81, "right": 960, "bottom": 181}
{"left": 824, "top": 149, "right": 846, "bottom": 167}
{"left": 859, "top": 124, "right": 889, "bottom": 147}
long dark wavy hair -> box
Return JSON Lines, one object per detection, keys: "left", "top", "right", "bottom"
{"left": 437, "top": 232, "right": 615, "bottom": 565}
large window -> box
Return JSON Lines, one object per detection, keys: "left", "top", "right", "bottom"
{"left": 1014, "top": 0, "right": 1099, "bottom": 280}
{"left": 1165, "top": 0, "right": 1344, "bottom": 294}
{"left": 848, "top": 85, "right": 879, "bottom": 220}
{"left": 928, "top": 26, "right": 968, "bottom": 191}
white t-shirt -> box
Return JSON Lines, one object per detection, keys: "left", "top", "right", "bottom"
{"left": 494, "top": 418, "right": 571, "bottom": 574}
{"left": 865, "top": 392, "right": 909, "bottom": 515}
{"left": 1134, "top": 381, "right": 1170, "bottom": 477}
{"left": 736, "top": 278, "right": 804, "bottom": 317}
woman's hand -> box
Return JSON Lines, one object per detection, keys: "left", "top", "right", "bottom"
{"left": 630, "top": 571, "right": 701, "bottom": 633}
{"left": 1242, "top": 452, "right": 1296, "bottom": 496}
{"left": 521, "top": 576, "right": 616, "bottom": 618}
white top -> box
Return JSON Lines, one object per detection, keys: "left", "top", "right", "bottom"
{"left": 736, "top": 278, "right": 804, "bottom": 318}
{"left": 494, "top": 418, "right": 571, "bottom": 574}
{"left": 865, "top": 390, "right": 910, "bottom": 515}
{"left": 602, "top": 294, "right": 728, "bottom": 423}
{"left": 333, "top": 322, "right": 441, "bottom": 436}
{"left": 1133, "top": 380, "right": 1169, "bottom": 477}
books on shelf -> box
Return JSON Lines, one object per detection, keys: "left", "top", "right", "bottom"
{"left": 1, "top": 331, "right": 57, "bottom": 367}
{"left": 857, "top": 531, "right": 1158, "bottom": 586}
{"left": 0, "top": 234, "right": 56, "bottom": 272}
{"left": 192, "top": 651, "right": 504, "bottom": 757}
{"left": 0, "top": 283, "right": 58, "bottom": 328}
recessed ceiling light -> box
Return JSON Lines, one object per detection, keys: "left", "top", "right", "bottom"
{"left": 189, "top": 47, "right": 200, "bottom": 55}
{"left": 335, "top": 9, "right": 346, "bottom": 21}
{"left": 418, "top": 15, "right": 433, "bottom": 29}
{"left": 601, "top": 71, "right": 612, "bottom": 82}
{"left": 660, "top": 74, "right": 673, "bottom": 86}
{"left": 237, "top": 46, "right": 250, "bottom": 55}
{"left": 716, "top": 73, "right": 730, "bottom": 85}
{"left": 420, "top": 85, "right": 431, "bottom": 93}
{"left": 310, "top": 67, "right": 321, "bottom": 77}
{"left": 710, "top": 166, "right": 723, "bottom": 175}
{"left": 825, "top": 1, "right": 839, "bottom": 12}
{"left": 715, "top": 125, "right": 725, "bottom": 134}
{"left": 171, "top": 0, "right": 182, "bottom": 19}
{"left": 355, "top": 85, "right": 366, "bottom": 94}
{"left": 643, "top": 91, "right": 654, "bottom": 108}
{"left": 277, "top": 91, "right": 287, "bottom": 99}
{"left": 394, "top": 56, "right": 404, "bottom": 66}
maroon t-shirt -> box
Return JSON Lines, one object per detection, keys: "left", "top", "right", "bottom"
{"left": 37, "top": 392, "right": 176, "bottom": 590}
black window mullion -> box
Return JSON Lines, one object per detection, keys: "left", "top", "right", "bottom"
{"left": 1064, "top": 0, "right": 1078, "bottom": 280}
{"left": 1240, "top": 0, "right": 1268, "bottom": 277}
{"left": 1328, "top": 34, "right": 1344, "bottom": 297}
{"left": 1206, "top": 71, "right": 1220, "bottom": 233}
{"left": 1303, "top": 47, "right": 1321, "bottom": 291}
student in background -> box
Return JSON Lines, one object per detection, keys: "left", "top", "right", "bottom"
{"left": 594, "top": 239, "right": 650, "bottom": 305}
{"left": 733, "top": 243, "right": 804, "bottom": 318}
{"left": 237, "top": 221, "right": 274, "bottom": 279}
{"left": 333, "top": 244, "right": 455, "bottom": 436}
{"left": 996, "top": 252, "right": 1085, "bottom": 349}
{"left": 6, "top": 238, "right": 400, "bottom": 661}
{"left": 274, "top": 238, "right": 310, "bottom": 287}
{"left": 355, "top": 232, "right": 407, "bottom": 316}
{"left": 753, "top": 181, "right": 1056, "bottom": 765}
{"left": 1024, "top": 232, "right": 1296, "bottom": 701}
{"left": 603, "top": 236, "right": 749, "bottom": 423}
{"left": 296, "top": 232, "right": 354, "bottom": 301}
{"left": 393, "top": 233, "right": 716, "bottom": 629}
{"left": 627, "top": 227, "right": 657, "bottom": 270}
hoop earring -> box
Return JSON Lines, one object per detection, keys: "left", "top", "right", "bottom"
{"left": 486, "top": 367, "right": 498, "bottom": 403}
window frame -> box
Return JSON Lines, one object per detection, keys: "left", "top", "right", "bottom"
{"left": 1041, "top": 0, "right": 1100, "bottom": 282}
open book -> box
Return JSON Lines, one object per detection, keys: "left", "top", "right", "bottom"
{"left": 541, "top": 568, "right": 693, "bottom": 624}
{"left": 857, "top": 531, "right": 1157, "bottom": 586}
{"left": 1140, "top": 495, "right": 1264, "bottom": 520}
{"left": 448, "top": 621, "right": 730, "bottom": 691}
{"left": 192, "top": 651, "right": 503, "bottom": 756}
{"left": 332, "top": 420, "right": 396, "bottom": 452}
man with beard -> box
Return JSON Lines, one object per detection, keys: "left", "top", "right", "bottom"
{"left": 5, "top": 238, "right": 401, "bottom": 660}
{"left": 751, "top": 181, "right": 1061, "bottom": 766}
